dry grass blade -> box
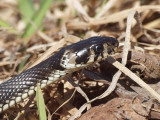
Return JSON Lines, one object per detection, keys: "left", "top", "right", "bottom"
{"left": 92, "top": 5, "right": 160, "bottom": 25}
{"left": 51, "top": 89, "right": 76, "bottom": 118}
{"left": 67, "top": 5, "right": 160, "bottom": 30}
{"left": 66, "top": 76, "right": 90, "bottom": 106}
{"left": 70, "top": 9, "right": 148, "bottom": 120}
{"left": 107, "top": 57, "right": 160, "bottom": 102}
{"left": 37, "top": 31, "right": 53, "bottom": 43}
{"left": 72, "top": 0, "right": 90, "bottom": 21}
{"left": 96, "top": 0, "right": 118, "bottom": 18}
{"left": 0, "top": 61, "right": 16, "bottom": 66}
{"left": 29, "top": 39, "right": 66, "bottom": 68}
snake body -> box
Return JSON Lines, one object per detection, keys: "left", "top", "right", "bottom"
{"left": 0, "top": 36, "right": 119, "bottom": 113}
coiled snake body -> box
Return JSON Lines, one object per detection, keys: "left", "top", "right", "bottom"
{"left": 0, "top": 36, "right": 119, "bottom": 113}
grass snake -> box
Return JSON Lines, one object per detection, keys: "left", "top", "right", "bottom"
{"left": 0, "top": 36, "right": 119, "bottom": 113}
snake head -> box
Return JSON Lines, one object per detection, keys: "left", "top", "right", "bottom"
{"left": 60, "top": 36, "right": 119, "bottom": 69}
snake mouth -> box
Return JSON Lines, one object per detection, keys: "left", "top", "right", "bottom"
{"left": 108, "top": 45, "right": 119, "bottom": 55}
{"left": 94, "top": 53, "right": 101, "bottom": 61}
{"left": 111, "top": 48, "right": 116, "bottom": 55}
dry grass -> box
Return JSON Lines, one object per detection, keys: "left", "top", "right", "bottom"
{"left": 0, "top": 0, "right": 160, "bottom": 120}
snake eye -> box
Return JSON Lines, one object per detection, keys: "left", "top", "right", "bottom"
{"left": 94, "top": 45, "right": 104, "bottom": 53}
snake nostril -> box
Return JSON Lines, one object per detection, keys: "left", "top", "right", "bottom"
{"left": 107, "top": 49, "right": 112, "bottom": 54}
{"left": 112, "top": 42, "right": 117, "bottom": 47}
{"left": 112, "top": 42, "right": 115, "bottom": 46}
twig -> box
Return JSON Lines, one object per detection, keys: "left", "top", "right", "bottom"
{"left": 51, "top": 89, "right": 77, "bottom": 118}
{"left": 106, "top": 56, "right": 160, "bottom": 102}
{"left": 69, "top": 10, "right": 148, "bottom": 119}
